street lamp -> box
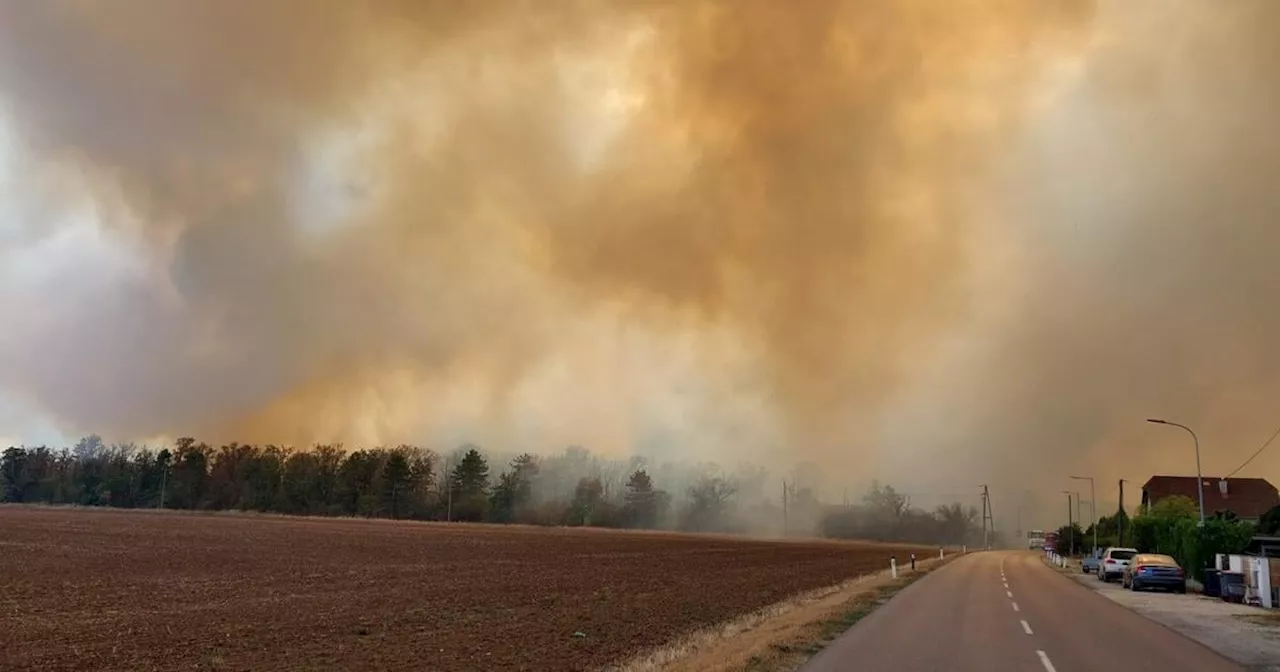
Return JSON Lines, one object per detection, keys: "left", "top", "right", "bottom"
{"left": 1147, "top": 418, "right": 1206, "bottom": 526}
{"left": 1071, "top": 475, "right": 1097, "bottom": 554}
{"left": 1060, "top": 490, "right": 1075, "bottom": 556}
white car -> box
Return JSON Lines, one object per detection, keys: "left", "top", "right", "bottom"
{"left": 1097, "top": 547, "right": 1139, "bottom": 582}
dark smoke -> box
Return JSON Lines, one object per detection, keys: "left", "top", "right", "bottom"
{"left": 875, "top": 1, "right": 1280, "bottom": 525}
{"left": 15, "top": 1, "right": 1280, "bottom": 528}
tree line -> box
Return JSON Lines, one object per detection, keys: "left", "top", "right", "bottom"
{"left": 1, "top": 436, "right": 983, "bottom": 544}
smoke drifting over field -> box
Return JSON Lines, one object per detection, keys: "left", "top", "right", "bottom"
{"left": 1, "top": 1, "right": 1279, "bottom": 522}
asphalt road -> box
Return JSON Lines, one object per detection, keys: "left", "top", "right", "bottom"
{"left": 804, "top": 550, "right": 1241, "bottom": 671}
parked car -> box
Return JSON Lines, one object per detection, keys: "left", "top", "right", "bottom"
{"left": 1097, "top": 546, "right": 1139, "bottom": 582}
{"left": 1082, "top": 551, "right": 1102, "bottom": 574}
{"left": 1121, "top": 553, "right": 1187, "bottom": 593}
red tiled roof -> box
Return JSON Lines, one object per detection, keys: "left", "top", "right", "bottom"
{"left": 1142, "top": 476, "right": 1280, "bottom": 519}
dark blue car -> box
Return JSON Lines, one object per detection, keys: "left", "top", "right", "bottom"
{"left": 1121, "top": 553, "right": 1187, "bottom": 593}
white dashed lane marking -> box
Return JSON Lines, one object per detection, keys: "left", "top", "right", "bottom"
{"left": 1037, "top": 650, "right": 1057, "bottom": 672}
{"left": 1021, "top": 619, "right": 1033, "bottom": 635}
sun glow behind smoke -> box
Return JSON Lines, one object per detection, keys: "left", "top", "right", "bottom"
{"left": 0, "top": 2, "right": 1096, "bottom": 474}
{"left": 19, "top": 0, "right": 1280, "bottom": 526}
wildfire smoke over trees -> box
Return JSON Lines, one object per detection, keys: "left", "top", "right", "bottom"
{"left": 2, "top": 436, "right": 983, "bottom": 545}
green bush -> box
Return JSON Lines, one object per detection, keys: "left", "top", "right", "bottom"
{"left": 1135, "top": 514, "right": 1253, "bottom": 581}
{"left": 1127, "top": 496, "right": 1254, "bottom": 580}
{"left": 1178, "top": 518, "right": 1254, "bottom": 581}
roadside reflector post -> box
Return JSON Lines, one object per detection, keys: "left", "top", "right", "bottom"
{"left": 891, "top": 555, "right": 898, "bottom": 578}
{"left": 940, "top": 547, "right": 944, "bottom": 560}
{"left": 911, "top": 553, "right": 916, "bottom": 571}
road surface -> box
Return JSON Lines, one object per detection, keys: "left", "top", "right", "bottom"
{"left": 804, "top": 550, "right": 1241, "bottom": 671}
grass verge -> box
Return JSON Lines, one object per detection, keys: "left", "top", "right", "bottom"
{"left": 743, "top": 560, "right": 944, "bottom": 672}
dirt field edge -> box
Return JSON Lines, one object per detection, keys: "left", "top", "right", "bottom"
{"left": 610, "top": 554, "right": 954, "bottom": 672}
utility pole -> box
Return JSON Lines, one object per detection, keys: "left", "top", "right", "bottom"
{"left": 985, "top": 486, "right": 995, "bottom": 549}
{"left": 980, "top": 485, "right": 994, "bottom": 550}
{"left": 1061, "top": 490, "right": 1075, "bottom": 556}
{"left": 444, "top": 456, "right": 453, "bottom": 522}
{"left": 1071, "top": 476, "right": 1097, "bottom": 554}
{"left": 1118, "top": 479, "right": 1127, "bottom": 546}
{"left": 782, "top": 480, "right": 789, "bottom": 534}
{"left": 159, "top": 462, "right": 168, "bottom": 509}
{"left": 1071, "top": 491, "right": 1081, "bottom": 529}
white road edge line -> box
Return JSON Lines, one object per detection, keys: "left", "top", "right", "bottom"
{"left": 1021, "top": 619, "right": 1033, "bottom": 635}
{"left": 1012, "top": 602, "right": 1020, "bottom": 612}
{"left": 1006, "top": 590, "right": 1013, "bottom": 598}
{"left": 1037, "top": 650, "right": 1057, "bottom": 672}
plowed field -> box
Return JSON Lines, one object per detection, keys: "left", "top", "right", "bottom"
{"left": 0, "top": 507, "right": 923, "bottom": 671}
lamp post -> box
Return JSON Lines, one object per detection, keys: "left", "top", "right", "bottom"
{"left": 1147, "top": 419, "right": 1206, "bottom": 526}
{"left": 1071, "top": 476, "right": 1097, "bottom": 554}
{"left": 1061, "top": 490, "right": 1075, "bottom": 556}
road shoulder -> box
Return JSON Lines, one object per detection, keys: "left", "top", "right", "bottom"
{"left": 612, "top": 556, "right": 948, "bottom": 672}
{"left": 1058, "top": 559, "right": 1280, "bottom": 670}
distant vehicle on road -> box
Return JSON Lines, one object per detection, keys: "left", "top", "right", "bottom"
{"left": 1122, "top": 554, "right": 1187, "bottom": 593}
{"left": 1097, "top": 547, "right": 1139, "bottom": 582}
{"left": 1027, "top": 529, "right": 1046, "bottom": 550}
{"left": 1082, "top": 551, "right": 1101, "bottom": 574}
{"left": 1044, "top": 531, "right": 1059, "bottom": 553}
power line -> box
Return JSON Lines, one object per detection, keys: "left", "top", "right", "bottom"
{"left": 1226, "top": 424, "right": 1280, "bottom": 478}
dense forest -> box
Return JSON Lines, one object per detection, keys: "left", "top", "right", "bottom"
{"left": 1, "top": 435, "right": 985, "bottom": 545}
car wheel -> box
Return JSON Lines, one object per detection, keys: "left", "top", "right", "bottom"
{"left": 1178, "top": 585, "right": 1187, "bottom": 594}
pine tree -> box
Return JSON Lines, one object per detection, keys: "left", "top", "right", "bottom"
{"left": 450, "top": 447, "right": 490, "bottom": 521}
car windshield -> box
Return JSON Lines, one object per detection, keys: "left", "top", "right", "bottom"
{"left": 1110, "top": 550, "right": 1137, "bottom": 560}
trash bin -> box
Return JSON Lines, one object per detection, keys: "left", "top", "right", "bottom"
{"left": 1220, "top": 572, "right": 1246, "bottom": 603}
{"left": 1202, "top": 569, "right": 1222, "bottom": 598}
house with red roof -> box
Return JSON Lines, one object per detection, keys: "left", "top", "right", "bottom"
{"left": 1141, "top": 476, "right": 1280, "bottom": 522}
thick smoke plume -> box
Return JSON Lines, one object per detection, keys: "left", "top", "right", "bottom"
{"left": 3, "top": 1, "right": 1279, "bottom": 526}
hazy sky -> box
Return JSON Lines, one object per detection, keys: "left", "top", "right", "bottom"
{"left": 2, "top": 0, "right": 1279, "bottom": 529}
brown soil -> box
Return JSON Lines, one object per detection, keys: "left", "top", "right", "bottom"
{"left": 620, "top": 557, "right": 943, "bottom": 672}
{"left": 0, "top": 506, "right": 925, "bottom": 671}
